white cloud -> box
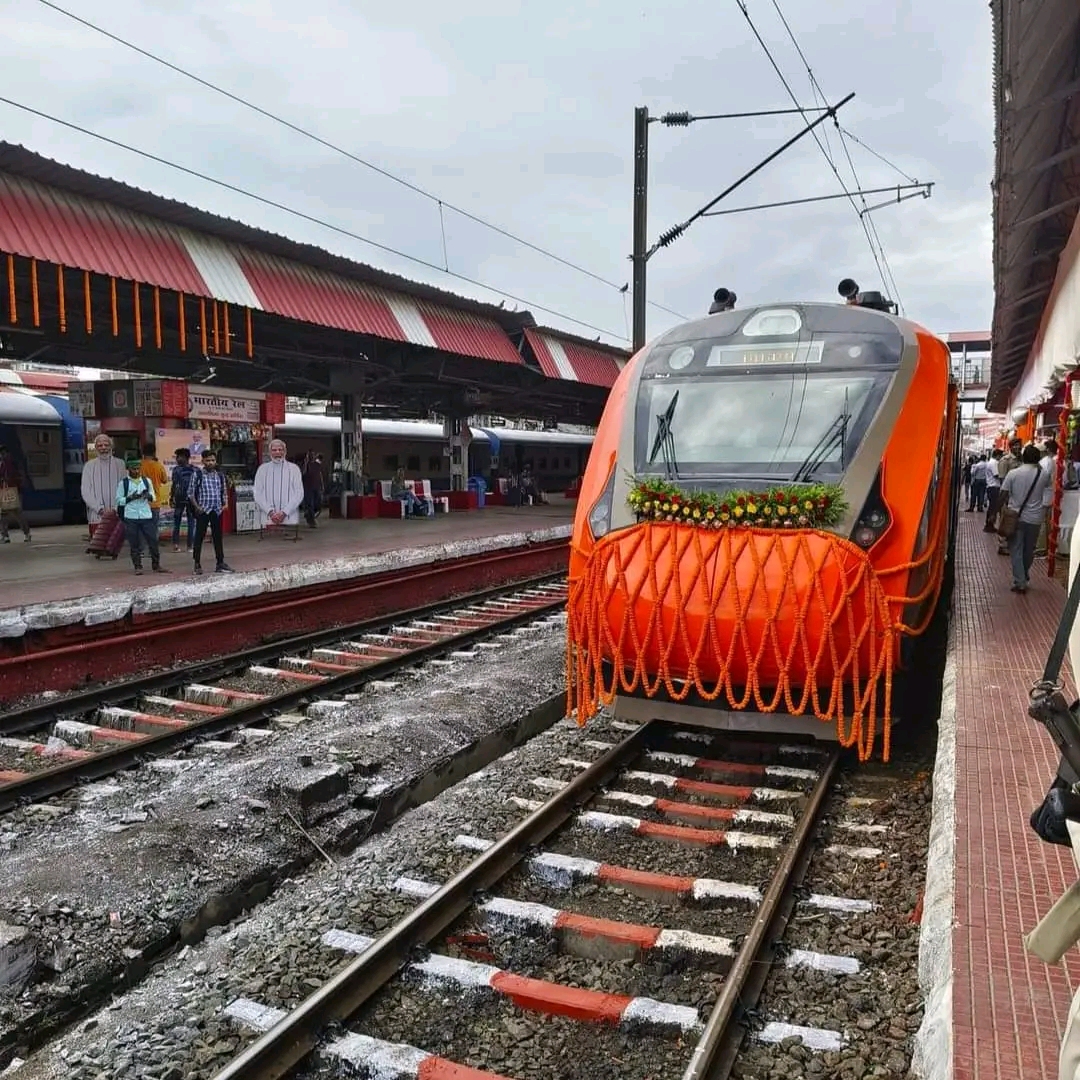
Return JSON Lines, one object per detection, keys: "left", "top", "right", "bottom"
{"left": 1, "top": 0, "right": 993, "bottom": 344}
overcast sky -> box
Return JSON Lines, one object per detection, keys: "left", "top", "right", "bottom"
{"left": 4, "top": 0, "right": 993, "bottom": 350}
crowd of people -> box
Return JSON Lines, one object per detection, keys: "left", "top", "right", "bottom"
{"left": 962, "top": 437, "right": 1064, "bottom": 593}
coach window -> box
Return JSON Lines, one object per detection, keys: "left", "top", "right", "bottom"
{"left": 407, "top": 455, "right": 420, "bottom": 472}
{"left": 428, "top": 455, "right": 442, "bottom": 472}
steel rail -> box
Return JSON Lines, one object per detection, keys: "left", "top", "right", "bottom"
{"left": 0, "top": 587, "right": 567, "bottom": 813}
{"left": 0, "top": 570, "right": 565, "bottom": 736}
{"left": 210, "top": 722, "right": 655, "bottom": 1080}
{"left": 680, "top": 748, "right": 841, "bottom": 1080}
{"left": 0, "top": 538, "right": 569, "bottom": 702}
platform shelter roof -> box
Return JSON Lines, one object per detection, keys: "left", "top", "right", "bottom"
{"left": 989, "top": 0, "right": 1080, "bottom": 412}
{"left": 0, "top": 143, "right": 525, "bottom": 367}
{"left": 521, "top": 327, "right": 626, "bottom": 388}
{"left": 0, "top": 145, "right": 625, "bottom": 422}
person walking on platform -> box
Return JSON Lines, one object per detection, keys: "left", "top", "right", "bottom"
{"left": 997, "top": 437, "right": 1024, "bottom": 555}
{"left": 116, "top": 453, "right": 167, "bottom": 576}
{"left": 301, "top": 450, "right": 325, "bottom": 528}
{"left": 985, "top": 449, "right": 1005, "bottom": 533}
{"left": 0, "top": 444, "right": 31, "bottom": 544}
{"left": 1000, "top": 444, "right": 1051, "bottom": 593}
{"left": 962, "top": 457, "right": 973, "bottom": 505}
{"left": 189, "top": 449, "right": 234, "bottom": 575}
{"left": 170, "top": 447, "right": 196, "bottom": 552}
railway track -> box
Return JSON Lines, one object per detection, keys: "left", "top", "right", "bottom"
{"left": 0, "top": 575, "right": 567, "bottom": 813}
{"left": 0, "top": 537, "right": 569, "bottom": 701}
{"left": 192, "top": 721, "right": 894, "bottom": 1080}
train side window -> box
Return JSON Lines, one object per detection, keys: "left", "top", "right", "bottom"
{"left": 383, "top": 454, "right": 398, "bottom": 470}
{"left": 407, "top": 455, "right": 420, "bottom": 472}
{"left": 428, "top": 456, "right": 442, "bottom": 471}
{"left": 539, "top": 457, "right": 547, "bottom": 469}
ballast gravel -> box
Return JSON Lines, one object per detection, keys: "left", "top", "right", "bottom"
{"left": 0, "top": 614, "right": 567, "bottom": 1068}
{"left": 5, "top": 657, "right": 943, "bottom": 1080}
{"left": 731, "top": 716, "right": 940, "bottom": 1074}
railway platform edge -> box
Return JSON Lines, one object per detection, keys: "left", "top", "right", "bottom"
{"left": 914, "top": 515, "right": 1080, "bottom": 1080}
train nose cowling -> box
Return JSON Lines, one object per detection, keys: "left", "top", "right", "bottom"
{"left": 567, "top": 521, "right": 899, "bottom": 760}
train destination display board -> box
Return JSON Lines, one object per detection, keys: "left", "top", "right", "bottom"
{"left": 706, "top": 341, "right": 824, "bottom": 368}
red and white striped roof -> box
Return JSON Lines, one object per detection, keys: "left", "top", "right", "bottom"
{"left": 0, "top": 172, "right": 522, "bottom": 367}
{"left": 524, "top": 328, "right": 623, "bottom": 388}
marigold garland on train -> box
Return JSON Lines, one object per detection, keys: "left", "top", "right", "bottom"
{"left": 627, "top": 478, "right": 848, "bottom": 529}
{"left": 566, "top": 281, "right": 959, "bottom": 763}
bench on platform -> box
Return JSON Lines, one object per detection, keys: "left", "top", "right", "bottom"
{"left": 376, "top": 480, "right": 447, "bottom": 517}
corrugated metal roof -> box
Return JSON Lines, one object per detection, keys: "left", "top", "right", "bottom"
{"left": 989, "top": 0, "right": 1080, "bottom": 412}
{"left": 0, "top": 160, "right": 523, "bottom": 367}
{"left": 523, "top": 328, "right": 623, "bottom": 387}
{"left": 0, "top": 142, "right": 528, "bottom": 328}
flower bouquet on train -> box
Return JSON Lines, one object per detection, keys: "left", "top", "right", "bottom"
{"left": 627, "top": 477, "right": 847, "bottom": 530}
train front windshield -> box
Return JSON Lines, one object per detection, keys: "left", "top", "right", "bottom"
{"left": 634, "top": 332, "right": 897, "bottom": 482}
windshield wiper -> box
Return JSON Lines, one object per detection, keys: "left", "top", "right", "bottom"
{"left": 648, "top": 390, "right": 680, "bottom": 479}
{"left": 792, "top": 400, "right": 850, "bottom": 483}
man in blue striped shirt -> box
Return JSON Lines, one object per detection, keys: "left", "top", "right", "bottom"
{"left": 189, "top": 449, "right": 234, "bottom": 575}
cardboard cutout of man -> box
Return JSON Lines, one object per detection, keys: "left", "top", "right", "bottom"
{"left": 253, "top": 438, "right": 304, "bottom": 527}
{"left": 80, "top": 434, "right": 126, "bottom": 527}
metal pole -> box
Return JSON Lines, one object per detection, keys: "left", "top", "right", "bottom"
{"left": 632, "top": 105, "right": 649, "bottom": 354}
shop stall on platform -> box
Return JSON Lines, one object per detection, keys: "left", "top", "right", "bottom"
{"left": 69, "top": 378, "right": 285, "bottom": 538}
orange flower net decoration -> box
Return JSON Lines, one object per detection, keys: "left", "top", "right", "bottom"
{"left": 567, "top": 478, "right": 952, "bottom": 764}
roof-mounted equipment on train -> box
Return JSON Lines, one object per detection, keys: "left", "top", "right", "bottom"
{"left": 708, "top": 288, "right": 737, "bottom": 314}
{"left": 837, "top": 278, "right": 898, "bottom": 316}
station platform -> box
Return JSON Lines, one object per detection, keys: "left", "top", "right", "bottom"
{"left": 920, "top": 513, "right": 1080, "bottom": 1080}
{"left": 0, "top": 502, "right": 573, "bottom": 614}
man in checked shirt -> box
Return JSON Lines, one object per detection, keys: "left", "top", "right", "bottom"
{"left": 188, "top": 449, "right": 235, "bottom": 575}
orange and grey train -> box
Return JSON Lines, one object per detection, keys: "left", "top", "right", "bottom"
{"left": 566, "top": 281, "right": 958, "bottom": 761}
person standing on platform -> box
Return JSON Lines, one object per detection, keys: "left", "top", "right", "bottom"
{"left": 170, "top": 447, "right": 197, "bottom": 553}
{"left": 189, "top": 449, "right": 234, "bottom": 575}
{"left": 116, "top": 453, "right": 166, "bottom": 576}
{"left": 1037, "top": 439, "right": 1059, "bottom": 559}
{"left": 81, "top": 434, "right": 126, "bottom": 534}
{"left": 140, "top": 442, "right": 169, "bottom": 531}
{"left": 985, "top": 449, "right": 1005, "bottom": 533}
{"left": 0, "top": 444, "right": 31, "bottom": 543}
{"left": 1000, "top": 444, "right": 1051, "bottom": 593}
{"left": 254, "top": 439, "right": 304, "bottom": 529}
{"left": 968, "top": 455, "right": 988, "bottom": 512}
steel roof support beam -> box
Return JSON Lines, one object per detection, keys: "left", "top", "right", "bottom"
{"left": 1009, "top": 193, "right": 1080, "bottom": 231}
{"left": 1007, "top": 140, "right": 1080, "bottom": 179}
{"left": 999, "top": 282, "right": 1055, "bottom": 311}
{"left": 1014, "top": 77, "right": 1080, "bottom": 115}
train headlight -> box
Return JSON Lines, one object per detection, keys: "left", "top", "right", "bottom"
{"left": 588, "top": 466, "right": 618, "bottom": 539}
{"left": 741, "top": 308, "right": 802, "bottom": 337}
{"left": 851, "top": 469, "right": 891, "bottom": 549}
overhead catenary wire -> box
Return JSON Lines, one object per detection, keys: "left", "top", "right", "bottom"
{"left": 732, "top": 0, "right": 905, "bottom": 312}
{"left": 0, "top": 94, "right": 629, "bottom": 342}
{"left": 31, "top": 0, "right": 687, "bottom": 325}
{"left": 766, "top": 0, "right": 908, "bottom": 310}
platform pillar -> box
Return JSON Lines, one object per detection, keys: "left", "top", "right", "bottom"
{"left": 340, "top": 394, "right": 364, "bottom": 513}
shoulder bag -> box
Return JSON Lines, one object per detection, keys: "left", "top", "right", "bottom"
{"left": 998, "top": 469, "right": 1040, "bottom": 540}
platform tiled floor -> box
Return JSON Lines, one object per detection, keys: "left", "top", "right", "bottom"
{"left": 0, "top": 501, "right": 572, "bottom": 610}
{"left": 953, "top": 511, "right": 1080, "bottom": 1079}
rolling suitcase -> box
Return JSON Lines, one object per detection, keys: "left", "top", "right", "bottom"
{"left": 86, "top": 510, "right": 125, "bottom": 560}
